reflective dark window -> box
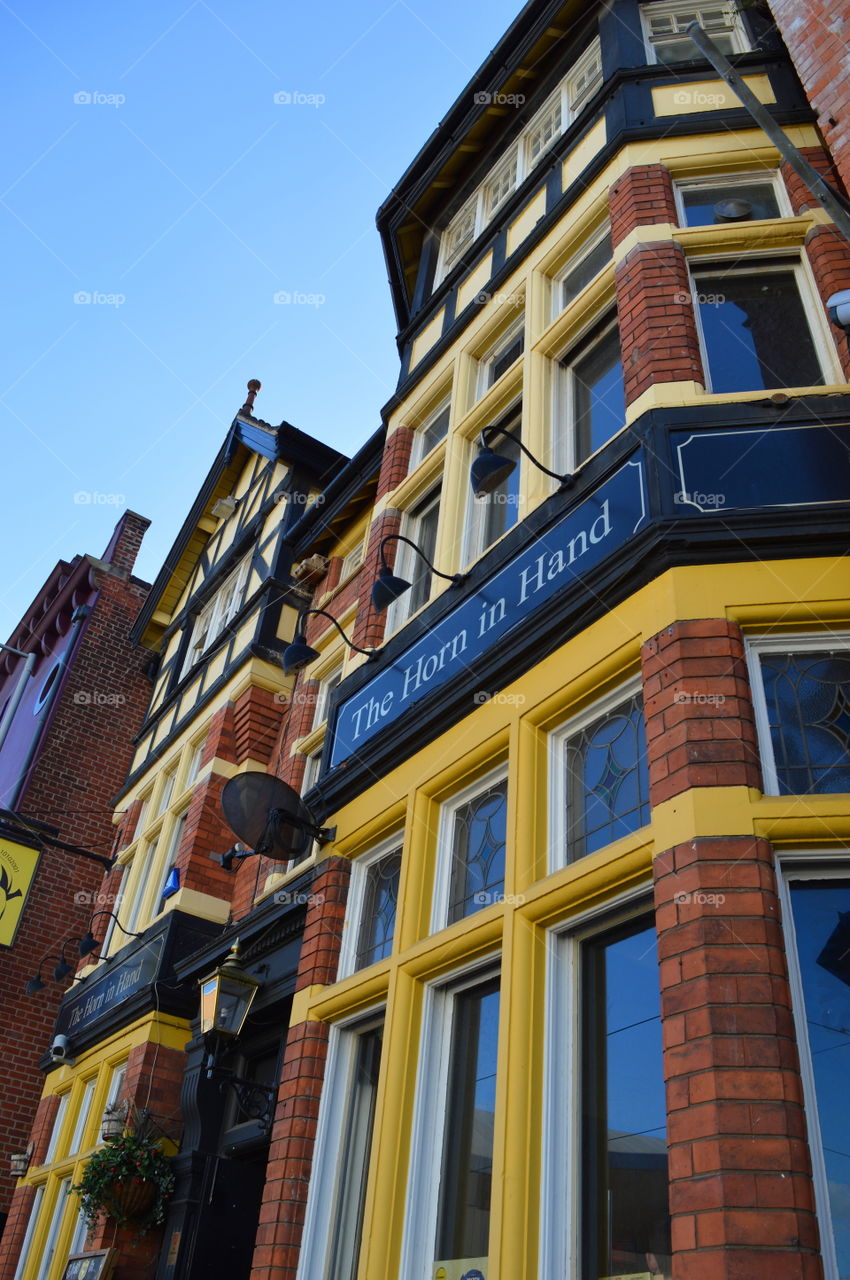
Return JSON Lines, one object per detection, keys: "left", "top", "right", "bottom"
{"left": 564, "top": 323, "right": 625, "bottom": 462}
{"left": 419, "top": 402, "right": 450, "bottom": 456}
{"left": 405, "top": 489, "right": 441, "bottom": 616}
{"left": 478, "top": 426, "right": 521, "bottom": 550}
{"left": 787, "top": 880, "right": 850, "bottom": 1275}
{"left": 435, "top": 978, "right": 500, "bottom": 1273}
{"left": 760, "top": 649, "right": 850, "bottom": 794}
{"left": 582, "top": 917, "right": 670, "bottom": 1279}
{"left": 681, "top": 180, "right": 781, "bottom": 227}
{"left": 448, "top": 780, "right": 507, "bottom": 922}
{"left": 561, "top": 231, "right": 613, "bottom": 309}
{"left": 696, "top": 268, "right": 825, "bottom": 393}
{"left": 355, "top": 849, "right": 401, "bottom": 968}
{"left": 566, "top": 693, "right": 650, "bottom": 858}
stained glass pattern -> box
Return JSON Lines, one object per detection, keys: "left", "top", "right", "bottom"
{"left": 448, "top": 781, "right": 507, "bottom": 923}
{"left": 355, "top": 850, "right": 402, "bottom": 969}
{"left": 760, "top": 650, "right": 850, "bottom": 794}
{"left": 566, "top": 694, "right": 650, "bottom": 858}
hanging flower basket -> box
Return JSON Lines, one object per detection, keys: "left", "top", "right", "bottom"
{"left": 71, "top": 1110, "right": 175, "bottom": 1236}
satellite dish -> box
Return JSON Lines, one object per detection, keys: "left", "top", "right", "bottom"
{"left": 221, "top": 772, "right": 318, "bottom": 860}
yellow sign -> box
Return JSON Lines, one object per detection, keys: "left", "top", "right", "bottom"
{"left": 0, "top": 836, "right": 41, "bottom": 946}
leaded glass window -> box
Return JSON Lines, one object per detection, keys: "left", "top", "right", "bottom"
{"left": 565, "top": 694, "right": 650, "bottom": 859}
{"left": 355, "top": 850, "right": 401, "bottom": 969}
{"left": 759, "top": 649, "right": 850, "bottom": 794}
{"left": 448, "top": 780, "right": 507, "bottom": 923}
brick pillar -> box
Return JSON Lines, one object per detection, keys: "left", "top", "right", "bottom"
{"left": 654, "top": 838, "right": 822, "bottom": 1280}
{"left": 610, "top": 164, "right": 679, "bottom": 244}
{"left": 233, "top": 686, "right": 285, "bottom": 765}
{"left": 350, "top": 510, "right": 402, "bottom": 651}
{"left": 375, "top": 426, "right": 414, "bottom": 501}
{"left": 0, "top": 1185, "right": 38, "bottom": 1280}
{"left": 803, "top": 224, "right": 850, "bottom": 380}
{"left": 641, "top": 619, "right": 762, "bottom": 802}
{"left": 615, "top": 241, "right": 705, "bottom": 405}
{"left": 643, "top": 620, "right": 823, "bottom": 1278}
{"left": 250, "top": 857, "right": 350, "bottom": 1280}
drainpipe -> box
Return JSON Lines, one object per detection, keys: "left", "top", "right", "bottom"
{"left": 686, "top": 23, "right": 850, "bottom": 246}
{"left": 0, "top": 645, "right": 37, "bottom": 753}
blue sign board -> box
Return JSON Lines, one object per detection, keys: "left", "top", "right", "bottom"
{"left": 55, "top": 935, "right": 166, "bottom": 1038}
{"left": 330, "top": 457, "right": 647, "bottom": 767}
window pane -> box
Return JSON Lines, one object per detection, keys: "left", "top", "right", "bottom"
{"left": 566, "top": 694, "right": 650, "bottom": 858}
{"left": 68, "top": 1078, "right": 96, "bottom": 1155}
{"left": 484, "top": 152, "right": 517, "bottom": 218}
{"left": 477, "top": 430, "right": 522, "bottom": 550}
{"left": 13, "top": 1186, "right": 44, "bottom": 1280}
{"left": 435, "top": 980, "right": 500, "bottom": 1271}
{"left": 570, "top": 327, "right": 625, "bottom": 459}
{"left": 356, "top": 851, "right": 402, "bottom": 968}
{"left": 527, "top": 94, "right": 562, "bottom": 166}
{"left": 327, "top": 1026, "right": 383, "bottom": 1280}
{"left": 35, "top": 1178, "right": 71, "bottom": 1280}
{"left": 788, "top": 880, "right": 850, "bottom": 1275}
{"left": 561, "top": 231, "right": 612, "bottom": 309}
{"left": 681, "top": 180, "right": 781, "bottom": 226}
{"left": 44, "top": 1094, "right": 69, "bottom": 1164}
{"left": 697, "top": 269, "right": 825, "bottom": 392}
{"left": 760, "top": 650, "right": 850, "bottom": 794}
{"left": 406, "top": 489, "right": 441, "bottom": 616}
{"left": 583, "top": 919, "right": 670, "bottom": 1279}
{"left": 419, "top": 402, "right": 450, "bottom": 455}
{"left": 448, "top": 781, "right": 507, "bottom": 923}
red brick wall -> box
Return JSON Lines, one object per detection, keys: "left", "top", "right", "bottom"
{"left": 654, "top": 837, "right": 822, "bottom": 1280}
{"left": 768, "top": 3, "right": 850, "bottom": 195}
{"left": 375, "top": 426, "right": 414, "bottom": 501}
{"left": 641, "top": 620, "right": 762, "bottom": 803}
{"left": 616, "top": 241, "right": 706, "bottom": 404}
{"left": 803, "top": 224, "right": 850, "bottom": 380}
{"left": 250, "top": 857, "right": 350, "bottom": 1280}
{"left": 0, "top": 513, "right": 152, "bottom": 1224}
{"left": 610, "top": 164, "right": 679, "bottom": 245}
{"left": 350, "top": 511, "right": 401, "bottom": 651}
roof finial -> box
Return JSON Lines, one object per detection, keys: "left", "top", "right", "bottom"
{"left": 241, "top": 379, "right": 262, "bottom": 417}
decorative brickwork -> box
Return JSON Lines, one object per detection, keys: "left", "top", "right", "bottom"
{"left": 642, "top": 620, "right": 762, "bottom": 805}
{"left": 780, "top": 149, "right": 845, "bottom": 215}
{"left": 654, "top": 836, "right": 823, "bottom": 1280}
{"left": 249, "top": 857, "right": 350, "bottom": 1280}
{"left": 609, "top": 164, "right": 679, "bottom": 246}
{"left": 233, "top": 685, "right": 285, "bottom": 765}
{"left": 350, "top": 510, "right": 401, "bottom": 651}
{"left": 375, "top": 425, "right": 414, "bottom": 500}
{"left": 615, "top": 241, "right": 705, "bottom": 404}
{"left": 803, "top": 223, "right": 850, "bottom": 379}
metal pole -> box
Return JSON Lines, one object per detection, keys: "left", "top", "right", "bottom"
{"left": 686, "top": 22, "right": 850, "bottom": 246}
{"left": 0, "top": 646, "right": 37, "bottom": 753}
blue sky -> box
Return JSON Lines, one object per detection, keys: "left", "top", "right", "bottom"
{"left": 0, "top": 0, "right": 522, "bottom": 634}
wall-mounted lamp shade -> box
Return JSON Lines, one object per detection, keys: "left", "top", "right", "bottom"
{"left": 78, "top": 931, "right": 98, "bottom": 957}
{"left": 10, "top": 1151, "right": 31, "bottom": 1177}
{"left": 24, "top": 973, "right": 45, "bottom": 995}
{"left": 371, "top": 567, "right": 412, "bottom": 613}
{"left": 281, "top": 631, "right": 321, "bottom": 676}
{"left": 53, "top": 958, "right": 73, "bottom": 982}
{"left": 199, "top": 943, "right": 261, "bottom": 1039}
{"left": 470, "top": 445, "right": 518, "bottom": 498}
{"left": 161, "top": 867, "right": 180, "bottom": 900}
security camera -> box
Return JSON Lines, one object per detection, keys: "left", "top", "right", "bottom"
{"left": 50, "top": 1034, "right": 74, "bottom": 1064}
{"left": 826, "top": 289, "right": 850, "bottom": 330}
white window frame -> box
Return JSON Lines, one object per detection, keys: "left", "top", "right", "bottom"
{"left": 540, "top": 890, "right": 655, "bottom": 1280}
{"left": 410, "top": 396, "right": 451, "bottom": 468}
{"left": 155, "top": 808, "right": 188, "bottom": 912}
{"left": 746, "top": 631, "right": 850, "bottom": 796}
{"left": 548, "top": 676, "right": 646, "bottom": 873}
{"left": 34, "top": 1177, "right": 71, "bottom": 1280}
{"left": 553, "top": 313, "right": 623, "bottom": 473}
{"left": 182, "top": 556, "right": 250, "bottom": 676}
{"left": 434, "top": 39, "right": 602, "bottom": 286}
{"left": 67, "top": 1078, "right": 96, "bottom": 1156}
{"left": 186, "top": 738, "right": 206, "bottom": 786}
{"left": 302, "top": 746, "right": 323, "bottom": 795}
{"left": 384, "top": 485, "right": 442, "bottom": 635}
{"left": 44, "top": 1094, "right": 69, "bottom": 1165}
{"left": 689, "top": 253, "right": 842, "bottom": 393}
{"left": 105, "top": 1062, "right": 127, "bottom": 1112}
{"left": 463, "top": 405, "right": 524, "bottom": 565}
{"left": 552, "top": 222, "right": 613, "bottom": 320}
{"left": 674, "top": 169, "right": 791, "bottom": 228}
{"left": 776, "top": 852, "right": 850, "bottom": 1280}
{"left": 640, "top": 0, "right": 751, "bottom": 64}
{"left": 297, "top": 1008, "right": 386, "bottom": 1280}
{"left": 340, "top": 541, "right": 364, "bottom": 582}
{"left": 156, "top": 762, "right": 178, "bottom": 816}
{"left": 122, "top": 840, "right": 156, "bottom": 937}
{"left": 431, "top": 765, "right": 508, "bottom": 933}
{"left": 314, "top": 662, "right": 343, "bottom": 729}
{"left": 12, "top": 1185, "right": 45, "bottom": 1280}
{"left": 399, "top": 960, "right": 501, "bottom": 1280}
{"left": 475, "top": 317, "right": 525, "bottom": 401}
{"left": 338, "top": 833, "right": 403, "bottom": 979}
